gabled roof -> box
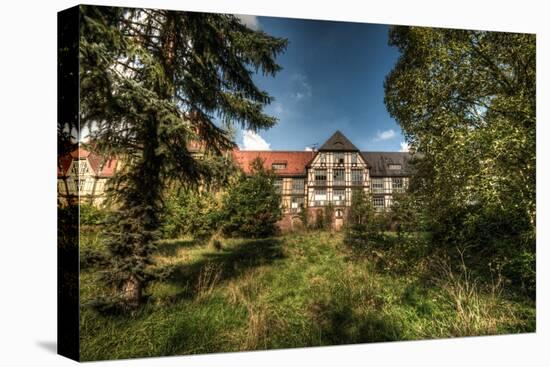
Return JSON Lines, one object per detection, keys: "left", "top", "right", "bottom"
{"left": 57, "top": 147, "right": 118, "bottom": 178}
{"left": 319, "top": 130, "right": 359, "bottom": 151}
{"left": 361, "top": 151, "right": 417, "bottom": 177}
{"left": 232, "top": 150, "right": 315, "bottom": 177}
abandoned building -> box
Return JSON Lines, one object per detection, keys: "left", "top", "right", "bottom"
{"left": 232, "top": 131, "right": 415, "bottom": 230}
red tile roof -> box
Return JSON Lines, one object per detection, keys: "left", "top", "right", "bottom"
{"left": 57, "top": 147, "right": 118, "bottom": 178}
{"left": 232, "top": 149, "right": 315, "bottom": 177}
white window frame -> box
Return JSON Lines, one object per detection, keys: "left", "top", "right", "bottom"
{"left": 371, "top": 178, "right": 384, "bottom": 193}
{"left": 373, "top": 196, "right": 385, "bottom": 210}
{"left": 351, "top": 169, "right": 363, "bottom": 186}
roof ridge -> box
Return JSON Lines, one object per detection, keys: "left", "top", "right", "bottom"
{"left": 318, "top": 131, "right": 359, "bottom": 151}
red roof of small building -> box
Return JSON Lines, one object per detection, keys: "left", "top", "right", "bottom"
{"left": 57, "top": 147, "right": 118, "bottom": 178}
{"left": 232, "top": 149, "right": 315, "bottom": 177}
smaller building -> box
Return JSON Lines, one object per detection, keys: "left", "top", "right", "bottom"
{"left": 57, "top": 147, "right": 118, "bottom": 206}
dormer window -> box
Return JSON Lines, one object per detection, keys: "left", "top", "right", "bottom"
{"left": 388, "top": 164, "right": 402, "bottom": 170}
{"left": 272, "top": 162, "right": 287, "bottom": 170}
{"left": 71, "top": 159, "right": 89, "bottom": 176}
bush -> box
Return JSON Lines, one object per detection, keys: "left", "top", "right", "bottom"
{"left": 80, "top": 204, "right": 108, "bottom": 226}
{"left": 220, "top": 158, "right": 282, "bottom": 238}
{"left": 389, "top": 192, "right": 425, "bottom": 238}
{"left": 428, "top": 200, "right": 535, "bottom": 298}
{"left": 162, "top": 189, "right": 221, "bottom": 239}
{"left": 344, "top": 189, "right": 384, "bottom": 249}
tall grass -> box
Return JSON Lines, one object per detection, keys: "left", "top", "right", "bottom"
{"left": 79, "top": 230, "right": 535, "bottom": 361}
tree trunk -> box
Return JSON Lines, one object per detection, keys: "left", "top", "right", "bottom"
{"left": 121, "top": 275, "right": 142, "bottom": 308}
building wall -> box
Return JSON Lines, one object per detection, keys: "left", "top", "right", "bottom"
{"left": 274, "top": 151, "right": 410, "bottom": 232}
{"left": 57, "top": 158, "right": 117, "bottom": 207}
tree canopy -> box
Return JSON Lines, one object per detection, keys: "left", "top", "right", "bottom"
{"left": 79, "top": 5, "right": 287, "bottom": 307}
{"left": 384, "top": 26, "right": 535, "bottom": 295}
{"left": 221, "top": 158, "right": 282, "bottom": 238}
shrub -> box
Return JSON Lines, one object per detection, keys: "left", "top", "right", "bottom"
{"left": 80, "top": 203, "right": 108, "bottom": 226}
{"left": 389, "top": 192, "right": 425, "bottom": 239}
{"left": 220, "top": 158, "right": 282, "bottom": 238}
{"left": 298, "top": 205, "right": 309, "bottom": 229}
{"left": 324, "top": 202, "right": 334, "bottom": 231}
{"left": 162, "top": 189, "right": 221, "bottom": 239}
{"left": 344, "top": 189, "right": 384, "bottom": 249}
{"left": 312, "top": 209, "right": 325, "bottom": 230}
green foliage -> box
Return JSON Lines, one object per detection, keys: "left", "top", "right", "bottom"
{"left": 162, "top": 189, "right": 222, "bottom": 240}
{"left": 389, "top": 192, "right": 425, "bottom": 239}
{"left": 298, "top": 205, "right": 309, "bottom": 229}
{"left": 344, "top": 189, "right": 384, "bottom": 249}
{"left": 79, "top": 230, "right": 534, "bottom": 360}
{"left": 312, "top": 209, "right": 325, "bottom": 230}
{"left": 384, "top": 27, "right": 535, "bottom": 296}
{"left": 80, "top": 204, "right": 108, "bottom": 226}
{"left": 324, "top": 202, "right": 334, "bottom": 230}
{"left": 79, "top": 6, "right": 287, "bottom": 306}
{"left": 221, "top": 158, "right": 283, "bottom": 238}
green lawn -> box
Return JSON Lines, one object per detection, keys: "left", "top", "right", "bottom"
{"left": 79, "top": 230, "right": 535, "bottom": 361}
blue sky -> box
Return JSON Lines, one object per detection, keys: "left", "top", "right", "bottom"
{"left": 235, "top": 15, "right": 408, "bottom": 152}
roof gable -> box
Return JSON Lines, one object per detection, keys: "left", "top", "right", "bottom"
{"left": 319, "top": 130, "right": 359, "bottom": 151}
{"left": 58, "top": 147, "right": 118, "bottom": 178}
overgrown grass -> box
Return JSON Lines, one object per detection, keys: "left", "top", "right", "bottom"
{"left": 80, "top": 230, "right": 535, "bottom": 361}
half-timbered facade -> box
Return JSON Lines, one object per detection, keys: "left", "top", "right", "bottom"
{"left": 232, "top": 131, "right": 414, "bottom": 230}
{"left": 57, "top": 147, "right": 119, "bottom": 206}
{"left": 58, "top": 131, "right": 414, "bottom": 230}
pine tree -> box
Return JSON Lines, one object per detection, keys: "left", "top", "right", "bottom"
{"left": 79, "top": 5, "right": 287, "bottom": 307}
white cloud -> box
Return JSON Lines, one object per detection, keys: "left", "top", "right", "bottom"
{"left": 399, "top": 141, "right": 410, "bottom": 152}
{"left": 290, "top": 73, "right": 312, "bottom": 101}
{"left": 242, "top": 130, "right": 271, "bottom": 150}
{"left": 304, "top": 147, "right": 314, "bottom": 151}
{"left": 236, "top": 14, "right": 260, "bottom": 30}
{"left": 272, "top": 102, "right": 284, "bottom": 115}
{"left": 375, "top": 129, "right": 396, "bottom": 141}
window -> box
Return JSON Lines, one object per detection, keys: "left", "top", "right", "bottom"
{"left": 57, "top": 180, "right": 65, "bottom": 194}
{"left": 70, "top": 162, "right": 78, "bottom": 175}
{"left": 335, "top": 209, "right": 344, "bottom": 218}
{"left": 392, "top": 178, "right": 404, "bottom": 192}
{"left": 371, "top": 178, "right": 384, "bottom": 193}
{"left": 291, "top": 196, "right": 304, "bottom": 213}
{"left": 351, "top": 153, "right": 358, "bottom": 165}
{"left": 388, "top": 164, "right": 402, "bottom": 170}
{"left": 95, "top": 180, "right": 105, "bottom": 194}
{"left": 274, "top": 178, "right": 283, "bottom": 193}
{"left": 351, "top": 169, "right": 363, "bottom": 186}
{"left": 272, "top": 162, "right": 287, "bottom": 170}
{"left": 82, "top": 178, "right": 94, "bottom": 195}
{"left": 75, "top": 178, "right": 85, "bottom": 192}
{"left": 314, "top": 189, "right": 327, "bottom": 206}
{"left": 292, "top": 178, "right": 305, "bottom": 194}
{"left": 333, "top": 189, "right": 345, "bottom": 205}
{"left": 333, "top": 169, "right": 345, "bottom": 185}
{"left": 373, "top": 196, "right": 385, "bottom": 210}
{"left": 334, "top": 152, "right": 345, "bottom": 165}
{"left": 319, "top": 154, "right": 326, "bottom": 165}
{"left": 67, "top": 179, "right": 76, "bottom": 194}
{"left": 71, "top": 159, "right": 89, "bottom": 177}
{"left": 314, "top": 169, "right": 327, "bottom": 186}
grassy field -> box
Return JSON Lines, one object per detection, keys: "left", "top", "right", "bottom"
{"left": 80, "top": 229, "right": 535, "bottom": 361}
